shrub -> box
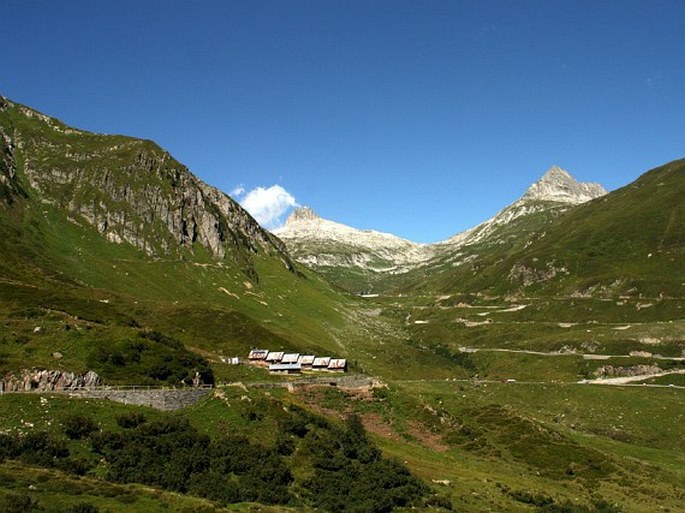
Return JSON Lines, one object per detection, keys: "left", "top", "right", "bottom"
{"left": 0, "top": 433, "right": 19, "bottom": 461}
{"left": 19, "top": 431, "right": 69, "bottom": 468}
{"left": 64, "top": 503, "right": 100, "bottom": 513}
{"left": 115, "top": 412, "right": 147, "bottom": 429}
{"left": 58, "top": 456, "right": 95, "bottom": 476}
{"left": 0, "top": 492, "right": 40, "bottom": 513}
{"left": 63, "top": 414, "right": 99, "bottom": 440}
{"left": 304, "top": 415, "right": 427, "bottom": 512}
{"left": 87, "top": 333, "right": 214, "bottom": 385}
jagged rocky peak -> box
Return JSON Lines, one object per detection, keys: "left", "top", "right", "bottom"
{"left": 284, "top": 206, "right": 321, "bottom": 226}
{"left": 522, "top": 165, "right": 607, "bottom": 204}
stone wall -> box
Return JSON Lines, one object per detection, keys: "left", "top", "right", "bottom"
{"left": 66, "top": 388, "right": 211, "bottom": 411}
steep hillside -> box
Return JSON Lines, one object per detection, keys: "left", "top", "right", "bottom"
{"left": 418, "top": 159, "right": 684, "bottom": 298}
{"left": 504, "top": 159, "right": 684, "bottom": 297}
{"left": 0, "top": 96, "right": 293, "bottom": 272}
{"left": 0, "top": 97, "right": 365, "bottom": 382}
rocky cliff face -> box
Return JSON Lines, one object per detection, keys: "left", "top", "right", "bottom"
{"left": 274, "top": 206, "right": 433, "bottom": 272}
{"left": 1, "top": 369, "right": 102, "bottom": 392}
{"left": 0, "top": 99, "right": 27, "bottom": 207}
{"left": 0, "top": 97, "right": 293, "bottom": 273}
{"left": 522, "top": 166, "right": 607, "bottom": 204}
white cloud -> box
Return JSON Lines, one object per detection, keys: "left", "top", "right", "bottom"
{"left": 239, "top": 185, "right": 299, "bottom": 229}
{"left": 230, "top": 185, "right": 246, "bottom": 197}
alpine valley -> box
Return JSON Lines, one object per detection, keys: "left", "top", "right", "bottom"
{"left": 0, "top": 97, "right": 683, "bottom": 513}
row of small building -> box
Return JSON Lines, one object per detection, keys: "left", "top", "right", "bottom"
{"left": 248, "top": 349, "right": 347, "bottom": 374}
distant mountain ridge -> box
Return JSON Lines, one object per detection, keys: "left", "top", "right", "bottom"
{"left": 274, "top": 206, "right": 431, "bottom": 269}
{"left": 440, "top": 166, "right": 607, "bottom": 249}
{"left": 275, "top": 166, "right": 608, "bottom": 292}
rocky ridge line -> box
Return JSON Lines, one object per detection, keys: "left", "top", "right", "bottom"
{"left": 0, "top": 96, "right": 294, "bottom": 274}
{"left": 274, "top": 207, "right": 433, "bottom": 272}
{"left": 523, "top": 165, "right": 607, "bottom": 204}
{"left": 276, "top": 167, "right": 607, "bottom": 276}
{"left": 442, "top": 166, "right": 608, "bottom": 248}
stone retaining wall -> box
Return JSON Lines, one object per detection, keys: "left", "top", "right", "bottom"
{"left": 66, "top": 388, "right": 211, "bottom": 411}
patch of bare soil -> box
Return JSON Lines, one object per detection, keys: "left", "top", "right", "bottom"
{"left": 294, "top": 386, "right": 400, "bottom": 441}
{"left": 407, "top": 420, "right": 450, "bottom": 452}
{"left": 360, "top": 412, "right": 401, "bottom": 441}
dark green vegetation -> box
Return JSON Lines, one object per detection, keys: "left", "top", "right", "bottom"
{"left": 1, "top": 97, "right": 683, "bottom": 512}
{"left": 295, "top": 381, "right": 684, "bottom": 512}
{"left": 87, "top": 331, "right": 214, "bottom": 386}
{"left": 0, "top": 391, "right": 430, "bottom": 512}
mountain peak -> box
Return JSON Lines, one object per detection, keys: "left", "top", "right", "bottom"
{"left": 284, "top": 206, "right": 321, "bottom": 226}
{"left": 540, "top": 165, "right": 572, "bottom": 181}
{"left": 522, "top": 166, "right": 607, "bottom": 204}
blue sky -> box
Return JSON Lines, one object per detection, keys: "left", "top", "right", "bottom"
{"left": 2, "top": 1, "right": 684, "bottom": 242}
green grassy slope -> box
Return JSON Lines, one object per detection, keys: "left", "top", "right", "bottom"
{"left": 0, "top": 191, "right": 357, "bottom": 379}
{"left": 408, "top": 159, "right": 685, "bottom": 298}
{"left": 508, "top": 158, "right": 685, "bottom": 297}
{"left": 2, "top": 381, "right": 683, "bottom": 513}
{"left": 1, "top": 96, "right": 683, "bottom": 513}
{"left": 0, "top": 97, "right": 362, "bottom": 381}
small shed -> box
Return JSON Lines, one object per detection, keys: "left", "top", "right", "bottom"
{"left": 298, "top": 355, "right": 316, "bottom": 368}
{"left": 248, "top": 349, "right": 268, "bottom": 361}
{"left": 269, "top": 363, "right": 302, "bottom": 375}
{"left": 312, "top": 357, "right": 331, "bottom": 370}
{"left": 328, "top": 359, "right": 347, "bottom": 372}
{"left": 265, "top": 351, "right": 285, "bottom": 363}
{"left": 281, "top": 353, "right": 300, "bottom": 364}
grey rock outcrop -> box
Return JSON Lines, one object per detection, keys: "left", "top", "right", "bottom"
{"left": 283, "top": 206, "right": 322, "bottom": 226}
{"left": 274, "top": 206, "right": 433, "bottom": 272}
{"left": 593, "top": 364, "right": 661, "bottom": 378}
{"left": 523, "top": 166, "right": 607, "bottom": 204}
{"left": 508, "top": 261, "right": 569, "bottom": 286}
{"left": 2, "top": 368, "right": 102, "bottom": 392}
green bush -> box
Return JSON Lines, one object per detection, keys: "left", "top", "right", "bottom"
{"left": 63, "top": 503, "right": 100, "bottom": 513}
{"left": 115, "top": 412, "right": 147, "bottom": 429}
{"left": 0, "top": 433, "right": 20, "bottom": 462}
{"left": 0, "top": 492, "right": 40, "bottom": 513}
{"left": 63, "top": 414, "right": 99, "bottom": 440}
{"left": 536, "top": 499, "right": 623, "bottom": 513}
{"left": 91, "top": 417, "right": 292, "bottom": 505}
{"left": 87, "top": 331, "right": 214, "bottom": 385}
{"left": 304, "top": 414, "right": 427, "bottom": 512}
{"left": 18, "top": 431, "right": 69, "bottom": 468}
